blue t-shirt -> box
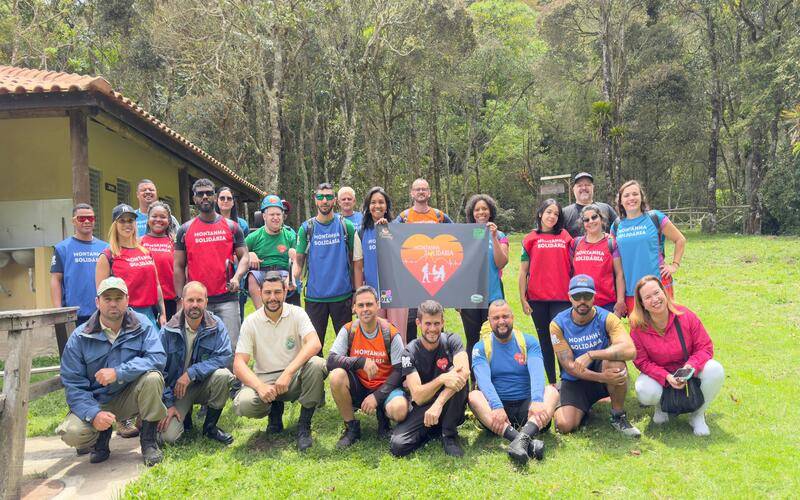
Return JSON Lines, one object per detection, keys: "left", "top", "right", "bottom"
{"left": 50, "top": 237, "right": 109, "bottom": 317}
{"left": 236, "top": 216, "right": 250, "bottom": 235}
{"left": 361, "top": 226, "right": 379, "bottom": 290}
{"left": 611, "top": 210, "right": 668, "bottom": 296}
{"left": 487, "top": 230, "right": 508, "bottom": 303}
{"left": 472, "top": 333, "right": 545, "bottom": 409}
{"left": 551, "top": 307, "right": 612, "bottom": 382}
{"left": 302, "top": 214, "right": 353, "bottom": 300}
{"left": 344, "top": 211, "right": 364, "bottom": 232}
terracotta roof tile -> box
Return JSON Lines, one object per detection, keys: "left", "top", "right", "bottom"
{"left": 0, "top": 65, "right": 263, "bottom": 198}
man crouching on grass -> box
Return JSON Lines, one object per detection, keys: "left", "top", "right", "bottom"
{"left": 57, "top": 277, "right": 167, "bottom": 466}
{"left": 232, "top": 271, "right": 328, "bottom": 451}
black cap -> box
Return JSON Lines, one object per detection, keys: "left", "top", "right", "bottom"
{"left": 112, "top": 203, "right": 137, "bottom": 222}
{"left": 573, "top": 172, "right": 594, "bottom": 183}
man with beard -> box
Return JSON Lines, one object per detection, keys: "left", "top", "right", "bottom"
{"left": 174, "top": 178, "right": 249, "bottom": 358}
{"left": 134, "top": 179, "right": 179, "bottom": 237}
{"left": 295, "top": 183, "right": 363, "bottom": 354}
{"left": 390, "top": 300, "right": 469, "bottom": 458}
{"left": 550, "top": 275, "right": 641, "bottom": 437}
{"left": 327, "top": 286, "right": 408, "bottom": 447}
{"left": 57, "top": 277, "right": 167, "bottom": 466}
{"left": 157, "top": 281, "right": 236, "bottom": 445}
{"left": 233, "top": 272, "right": 327, "bottom": 451}
{"left": 561, "top": 172, "right": 618, "bottom": 237}
{"left": 468, "top": 300, "right": 559, "bottom": 465}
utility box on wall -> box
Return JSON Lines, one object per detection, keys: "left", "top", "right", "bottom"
{"left": 0, "top": 199, "right": 72, "bottom": 249}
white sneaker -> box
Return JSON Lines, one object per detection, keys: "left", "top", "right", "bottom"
{"left": 653, "top": 407, "right": 669, "bottom": 424}
{"left": 690, "top": 412, "right": 710, "bottom": 436}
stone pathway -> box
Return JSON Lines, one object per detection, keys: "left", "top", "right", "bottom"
{"left": 20, "top": 435, "right": 143, "bottom": 499}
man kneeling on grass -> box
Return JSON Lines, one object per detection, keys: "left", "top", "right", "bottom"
{"left": 57, "top": 277, "right": 167, "bottom": 466}
{"left": 551, "top": 275, "right": 641, "bottom": 438}
{"left": 469, "top": 300, "right": 559, "bottom": 465}
{"left": 390, "top": 300, "right": 470, "bottom": 458}
{"left": 327, "top": 286, "right": 409, "bottom": 447}
{"left": 232, "top": 271, "right": 328, "bottom": 451}
{"left": 157, "top": 281, "right": 236, "bottom": 445}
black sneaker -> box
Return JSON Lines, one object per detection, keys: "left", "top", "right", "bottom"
{"left": 507, "top": 433, "right": 530, "bottom": 464}
{"left": 611, "top": 412, "right": 641, "bottom": 438}
{"left": 336, "top": 420, "right": 361, "bottom": 449}
{"left": 527, "top": 438, "right": 545, "bottom": 460}
{"left": 442, "top": 435, "right": 464, "bottom": 457}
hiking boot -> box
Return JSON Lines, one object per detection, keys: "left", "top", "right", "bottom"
{"left": 611, "top": 412, "right": 641, "bottom": 438}
{"left": 296, "top": 406, "right": 316, "bottom": 452}
{"left": 202, "top": 407, "right": 234, "bottom": 445}
{"left": 266, "top": 401, "right": 285, "bottom": 434}
{"left": 376, "top": 408, "right": 392, "bottom": 440}
{"left": 183, "top": 408, "right": 194, "bottom": 432}
{"left": 507, "top": 433, "right": 530, "bottom": 464}
{"left": 336, "top": 420, "right": 361, "bottom": 449}
{"left": 76, "top": 447, "right": 92, "bottom": 456}
{"left": 139, "top": 421, "right": 164, "bottom": 466}
{"left": 89, "top": 429, "right": 112, "bottom": 464}
{"left": 442, "top": 435, "right": 464, "bottom": 457}
{"left": 117, "top": 417, "right": 139, "bottom": 438}
{"left": 527, "top": 438, "right": 545, "bottom": 461}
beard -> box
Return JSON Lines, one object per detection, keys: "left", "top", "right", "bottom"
{"left": 493, "top": 324, "right": 513, "bottom": 340}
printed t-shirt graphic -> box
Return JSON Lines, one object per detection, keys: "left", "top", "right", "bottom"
{"left": 611, "top": 210, "right": 669, "bottom": 296}
{"left": 521, "top": 229, "right": 573, "bottom": 301}
{"left": 296, "top": 214, "right": 356, "bottom": 302}
{"left": 51, "top": 237, "right": 109, "bottom": 317}
{"left": 140, "top": 234, "right": 176, "bottom": 300}
{"left": 101, "top": 247, "right": 158, "bottom": 307}
{"left": 571, "top": 235, "right": 619, "bottom": 306}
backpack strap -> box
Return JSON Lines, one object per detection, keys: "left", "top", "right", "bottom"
{"left": 102, "top": 248, "right": 115, "bottom": 275}
{"left": 400, "top": 209, "right": 410, "bottom": 223}
{"left": 647, "top": 210, "right": 665, "bottom": 257}
{"left": 512, "top": 330, "right": 527, "bottom": 364}
{"left": 611, "top": 217, "right": 620, "bottom": 235}
{"left": 377, "top": 318, "right": 393, "bottom": 356}
{"left": 478, "top": 322, "right": 527, "bottom": 364}
{"left": 607, "top": 234, "right": 615, "bottom": 255}
{"left": 433, "top": 208, "right": 444, "bottom": 223}
{"left": 346, "top": 320, "right": 357, "bottom": 353}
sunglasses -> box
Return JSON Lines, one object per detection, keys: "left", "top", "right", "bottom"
{"left": 570, "top": 292, "right": 594, "bottom": 302}
{"left": 218, "top": 195, "right": 233, "bottom": 201}
{"left": 582, "top": 214, "right": 600, "bottom": 223}
{"left": 194, "top": 190, "right": 215, "bottom": 198}
{"left": 118, "top": 217, "right": 136, "bottom": 224}
{"left": 315, "top": 193, "right": 335, "bottom": 201}
{"left": 75, "top": 215, "right": 95, "bottom": 223}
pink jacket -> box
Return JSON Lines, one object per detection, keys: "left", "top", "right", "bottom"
{"left": 630, "top": 306, "right": 714, "bottom": 387}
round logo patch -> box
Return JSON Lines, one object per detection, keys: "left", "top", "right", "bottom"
{"left": 436, "top": 357, "right": 449, "bottom": 371}
{"left": 277, "top": 244, "right": 287, "bottom": 253}
{"left": 285, "top": 337, "right": 296, "bottom": 350}
{"left": 514, "top": 352, "right": 525, "bottom": 365}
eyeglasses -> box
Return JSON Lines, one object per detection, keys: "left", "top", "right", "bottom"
{"left": 582, "top": 214, "right": 600, "bottom": 223}
{"left": 315, "top": 194, "right": 335, "bottom": 201}
{"left": 218, "top": 195, "right": 233, "bottom": 202}
{"left": 118, "top": 217, "right": 136, "bottom": 224}
{"left": 570, "top": 292, "right": 594, "bottom": 302}
{"left": 194, "top": 190, "right": 215, "bottom": 198}
{"left": 75, "top": 216, "right": 95, "bottom": 223}
{"left": 412, "top": 187, "right": 430, "bottom": 192}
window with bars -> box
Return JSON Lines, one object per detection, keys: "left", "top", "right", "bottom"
{"left": 117, "top": 178, "right": 131, "bottom": 206}
{"left": 89, "top": 168, "right": 102, "bottom": 237}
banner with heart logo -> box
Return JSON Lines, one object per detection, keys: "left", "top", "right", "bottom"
{"left": 376, "top": 223, "right": 489, "bottom": 308}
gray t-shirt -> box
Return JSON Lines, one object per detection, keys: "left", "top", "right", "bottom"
{"left": 562, "top": 201, "right": 619, "bottom": 237}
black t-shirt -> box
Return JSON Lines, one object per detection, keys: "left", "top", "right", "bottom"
{"left": 400, "top": 333, "right": 464, "bottom": 384}
{"left": 562, "top": 202, "right": 619, "bottom": 237}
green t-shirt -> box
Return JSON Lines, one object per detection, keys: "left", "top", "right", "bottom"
{"left": 245, "top": 226, "right": 297, "bottom": 270}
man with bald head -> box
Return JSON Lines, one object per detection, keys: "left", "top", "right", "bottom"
{"left": 468, "top": 300, "right": 559, "bottom": 464}
{"left": 157, "top": 281, "right": 236, "bottom": 445}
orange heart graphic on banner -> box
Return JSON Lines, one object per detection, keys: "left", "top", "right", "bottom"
{"left": 400, "top": 234, "right": 464, "bottom": 296}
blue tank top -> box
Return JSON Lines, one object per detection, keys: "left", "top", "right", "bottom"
{"left": 362, "top": 226, "right": 379, "bottom": 290}
{"left": 306, "top": 214, "right": 352, "bottom": 300}
{"left": 552, "top": 307, "right": 611, "bottom": 381}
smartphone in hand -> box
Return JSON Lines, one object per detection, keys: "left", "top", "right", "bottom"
{"left": 673, "top": 367, "right": 695, "bottom": 380}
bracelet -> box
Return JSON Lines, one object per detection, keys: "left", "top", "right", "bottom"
{"left": 671, "top": 261, "right": 680, "bottom": 268}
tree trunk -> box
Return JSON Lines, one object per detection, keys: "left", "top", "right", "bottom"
{"left": 265, "top": 24, "right": 284, "bottom": 194}
{"left": 599, "top": 0, "right": 613, "bottom": 186}
{"left": 703, "top": 4, "right": 721, "bottom": 234}
{"left": 430, "top": 86, "right": 442, "bottom": 207}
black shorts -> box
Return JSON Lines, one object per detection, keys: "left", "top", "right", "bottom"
{"left": 558, "top": 378, "right": 609, "bottom": 415}
{"left": 346, "top": 370, "right": 378, "bottom": 408}
{"left": 479, "top": 399, "right": 553, "bottom": 433}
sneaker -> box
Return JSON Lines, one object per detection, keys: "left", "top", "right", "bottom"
{"left": 117, "top": 418, "right": 139, "bottom": 438}
{"left": 653, "top": 407, "right": 669, "bottom": 424}
{"left": 611, "top": 412, "right": 641, "bottom": 438}
{"left": 689, "top": 412, "right": 710, "bottom": 436}
{"left": 336, "top": 420, "right": 361, "bottom": 449}
{"left": 527, "top": 438, "right": 545, "bottom": 461}
{"left": 506, "top": 433, "right": 530, "bottom": 464}
{"left": 442, "top": 435, "right": 464, "bottom": 457}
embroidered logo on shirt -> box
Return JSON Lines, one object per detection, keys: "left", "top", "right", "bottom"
{"left": 401, "top": 356, "right": 412, "bottom": 368}
{"left": 514, "top": 352, "right": 525, "bottom": 365}
{"left": 285, "top": 337, "right": 296, "bottom": 350}
{"left": 436, "top": 357, "right": 449, "bottom": 371}
{"left": 550, "top": 334, "right": 561, "bottom": 345}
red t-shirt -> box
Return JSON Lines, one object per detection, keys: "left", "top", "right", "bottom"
{"left": 140, "top": 234, "right": 176, "bottom": 300}
{"left": 102, "top": 247, "right": 158, "bottom": 308}
{"left": 571, "top": 235, "right": 618, "bottom": 306}
{"left": 521, "top": 229, "right": 573, "bottom": 301}
{"left": 179, "top": 217, "right": 236, "bottom": 298}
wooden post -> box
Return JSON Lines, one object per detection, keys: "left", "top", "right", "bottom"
{"left": 69, "top": 109, "right": 90, "bottom": 206}
{"left": 54, "top": 320, "right": 76, "bottom": 356}
{"left": 178, "top": 167, "right": 191, "bottom": 222}
{"left": 0, "top": 327, "right": 33, "bottom": 500}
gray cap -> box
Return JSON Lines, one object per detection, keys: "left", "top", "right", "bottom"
{"left": 97, "top": 276, "right": 128, "bottom": 296}
{"left": 573, "top": 172, "right": 594, "bottom": 183}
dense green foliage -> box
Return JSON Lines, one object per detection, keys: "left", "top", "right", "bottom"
{"left": 1, "top": 1, "right": 799, "bottom": 232}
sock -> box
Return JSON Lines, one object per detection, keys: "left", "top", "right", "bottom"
{"left": 521, "top": 421, "right": 540, "bottom": 437}
{"left": 611, "top": 408, "right": 625, "bottom": 418}
{"left": 502, "top": 424, "right": 519, "bottom": 441}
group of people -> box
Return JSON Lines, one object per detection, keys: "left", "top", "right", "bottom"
{"left": 49, "top": 173, "right": 724, "bottom": 467}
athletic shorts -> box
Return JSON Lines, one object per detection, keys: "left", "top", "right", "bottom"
{"left": 346, "top": 371, "right": 405, "bottom": 409}
{"left": 558, "top": 378, "right": 609, "bottom": 415}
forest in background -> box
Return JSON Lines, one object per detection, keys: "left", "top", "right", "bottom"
{"left": 2, "top": 0, "right": 799, "bottom": 233}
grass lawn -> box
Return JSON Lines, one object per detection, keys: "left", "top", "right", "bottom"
{"left": 18, "top": 232, "right": 800, "bottom": 498}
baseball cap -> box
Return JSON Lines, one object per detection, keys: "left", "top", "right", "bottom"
{"left": 111, "top": 203, "right": 137, "bottom": 222}
{"left": 281, "top": 199, "right": 291, "bottom": 214}
{"left": 569, "top": 274, "right": 595, "bottom": 296}
{"left": 97, "top": 276, "right": 128, "bottom": 296}
{"left": 573, "top": 172, "right": 594, "bottom": 183}
{"left": 260, "top": 194, "right": 284, "bottom": 211}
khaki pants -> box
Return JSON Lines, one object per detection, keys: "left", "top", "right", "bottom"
{"left": 160, "top": 368, "right": 235, "bottom": 444}
{"left": 233, "top": 357, "right": 327, "bottom": 418}
{"left": 57, "top": 371, "right": 167, "bottom": 450}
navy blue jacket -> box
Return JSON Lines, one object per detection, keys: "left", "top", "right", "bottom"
{"left": 60, "top": 309, "right": 166, "bottom": 422}
{"left": 159, "top": 310, "right": 232, "bottom": 408}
